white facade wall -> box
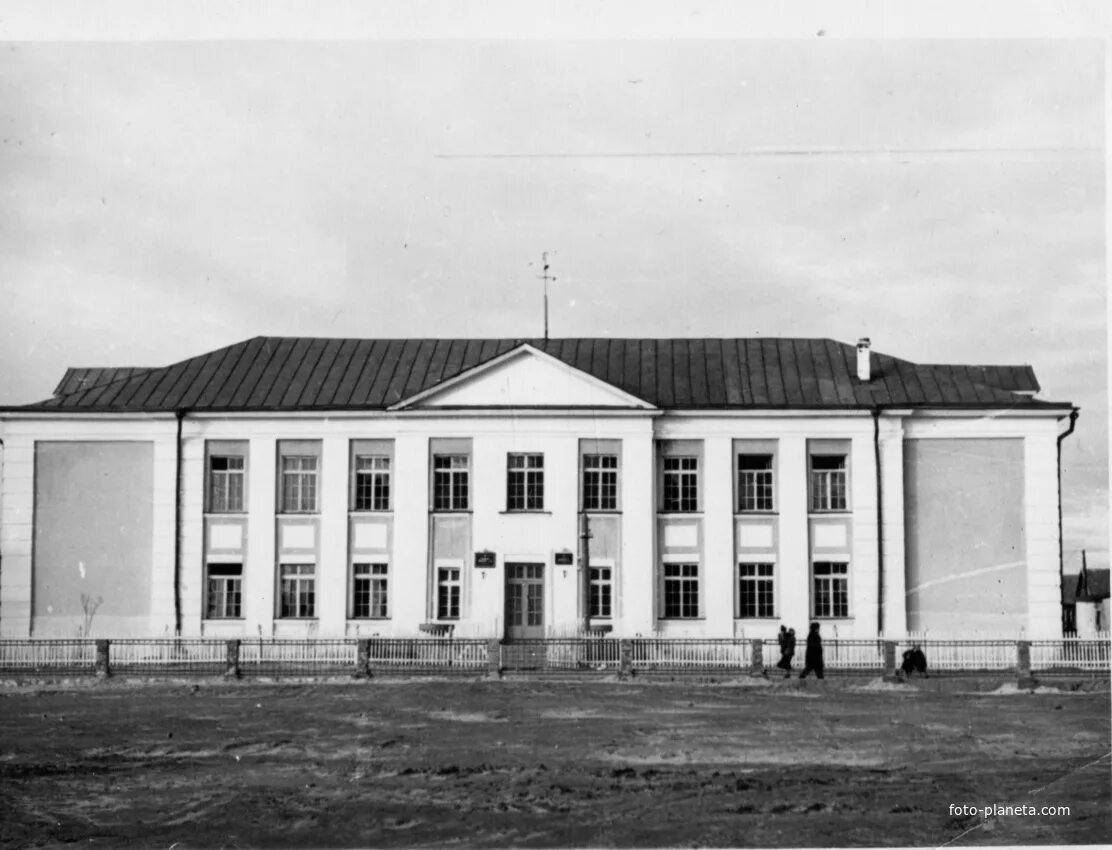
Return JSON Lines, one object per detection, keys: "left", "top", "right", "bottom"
{"left": 0, "top": 407, "right": 1073, "bottom": 639}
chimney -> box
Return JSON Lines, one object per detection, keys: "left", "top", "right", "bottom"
{"left": 856, "top": 338, "right": 871, "bottom": 381}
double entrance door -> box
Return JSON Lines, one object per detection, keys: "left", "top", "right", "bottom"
{"left": 504, "top": 562, "right": 544, "bottom": 640}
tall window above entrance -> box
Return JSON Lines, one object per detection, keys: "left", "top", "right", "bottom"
{"left": 507, "top": 453, "right": 544, "bottom": 511}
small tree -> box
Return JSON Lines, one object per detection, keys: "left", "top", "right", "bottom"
{"left": 79, "top": 593, "right": 104, "bottom": 637}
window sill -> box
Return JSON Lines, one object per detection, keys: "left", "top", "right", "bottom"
{"left": 349, "top": 617, "right": 391, "bottom": 622}
{"left": 735, "top": 616, "right": 779, "bottom": 622}
{"left": 202, "top": 617, "right": 245, "bottom": 622}
{"left": 657, "top": 512, "right": 704, "bottom": 517}
{"left": 276, "top": 513, "right": 320, "bottom": 517}
{"left": 350, "top": 510, "right": 393, "bottom": 516}
{"left": 735, "top": 511, "right": 778, "bottom": 517}
{"left": 204, "top": 512, "right": 247, "bottom": 518}
{"left": 658, "top": 617, "right": 706, "bottom": 622}
{"left": 276, "top": 617, "right": 319, "bottom": 621}
{"left": 499, "top": 510, "right": 552, "bottom": 515}
{"left": 583, "top": 509, "right": 622, "bottom": 515}
{"left": 808, "top": 511, "right": 850, "bottom": 517}
{"left": 430, "top": 509, "right": 473, "bottom": 515}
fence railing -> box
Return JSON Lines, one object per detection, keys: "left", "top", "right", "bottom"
{"left": 632, "top": 639, "right": 752, "bottom": 670}
{"left": 0, "top": 636, "right": 1107, "bottom": 678}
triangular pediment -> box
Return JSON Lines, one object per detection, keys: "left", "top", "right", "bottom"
{"left": 391, "top": 344, "right": 655, "bottom": 410}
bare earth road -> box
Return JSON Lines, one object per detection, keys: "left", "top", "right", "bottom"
{"left": 1, "top": 678, "right": 1108, "bottom": 848}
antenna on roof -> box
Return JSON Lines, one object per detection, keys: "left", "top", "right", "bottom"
{"left": 537, "top": 252, "right": 555, "bottom": 340}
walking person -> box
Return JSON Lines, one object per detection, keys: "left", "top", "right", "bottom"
{"left": 776, "top": 625, "right": 796, "bottom": 678}
{"left": 799, "top": 621, "right": 824, "bottom": 680}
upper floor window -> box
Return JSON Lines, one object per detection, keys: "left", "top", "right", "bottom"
{"left": 353, "top": 456, "right": 391, "bottom": 511}
{"left": 582, "top": 454, "right": 619, "bottom": 511}
{"left": 507, "top": 453, "right": 544, "bottom": 511}
{"left": 662, "top": 457, "right": 699, "bottom": 512}
{"left": 208, "top": 455, "right": 245, "bottom": 513}
{"left": 281, "top": 456, "right": 319, "bottom": 513}
{"left": 206, "top": 440, "right": 247, "bottom": 513}
{"left": 737, "top": 454, "right": 774, "bottom": 512}
{"left": 810, "top": 454, "right": 848, "bottom": 512}
{"left": 433, "top": 454, "right": 470, "bottom": 511}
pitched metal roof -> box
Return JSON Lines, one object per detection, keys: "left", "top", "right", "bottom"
{"left": 17, "top": 336, "right": 1070, "bottom": 413}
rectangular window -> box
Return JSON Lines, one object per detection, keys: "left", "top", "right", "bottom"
{"left": 737, "top": 454, "right": 774, "bottom": 512}
{"left": 353, "top": 455, "right": 391, "bottom": 511}
{"left": 663, "top": 562, "right": 699, "bottom": 618}
{"left": 281, "top": 456, "right": 318, "bottom": 513}
{"left": 507, "top": 453, "right": 544, "bottom": 511}
{"left": 352, "top": 562, "right": 388, "bottom": 619}
{"left": 437, "top": 566, "right": 461, "bottom": 619}
{"left": 738, "top": 562, "right": 775, "bottom": 618}
{"left": 582, "top": 454, "right": 619, "bottom": 511}
{"left": 810, "top": 455, "right": 848, "bottom": 512}
{"left": 662, "top": 457, "right": 699, "bottom": 512}
{"left": 205, "top": 563, "right": 242, "bottom": 619}
{"left": 279, "top": 563, "right": 316, "bottom": 618}
{"left": 589, "top": 565, "right": 613, "bottom": 618}
{"left": 812, "top": 561, "right": 849, "bottom": 618}
{"left": 208, "top": 455, "right": 245, "bottom": 513}
{"left": 433, "top": 455, "right": 470, "bottom": 511}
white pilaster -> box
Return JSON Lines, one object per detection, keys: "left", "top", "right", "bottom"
{"left": 621, "top": 429, "right": 656, "bottom": 635}
{"left": 318, "top": 436, "right": 349, "bottom": 636}
{"left": 879, "top": 418, "right": 906, "bottom": 637}
{"left": 778, "top": 436, "right": 809, "bottom": 630}
{"left": 0, "top": 436, "right": 34, "bottom": 636}
{"left": 703, "top": 436, "right": 734, "bottom": 633}
{"left": 245, "top": 437, "right": 276, "bottom": 636}
{"left": 392, "top": 433, "right": 429, "bottom": 633}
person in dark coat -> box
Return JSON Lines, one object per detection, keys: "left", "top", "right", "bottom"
{"left": 776, "top": 626, "right": 796, "bottom": 678}
{"left": 900, "top": 645, "right": 929, "bottom": 678}
{"left": 799, "top": 621, "right": 824, "bottom": 679}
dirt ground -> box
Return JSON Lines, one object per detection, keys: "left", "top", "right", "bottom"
{"left": 1, "top": 676, "right": 1108, "bottom": 848}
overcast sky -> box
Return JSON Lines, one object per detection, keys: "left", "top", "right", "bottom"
{"left": 0, "top": 37, "right": 1105, "bottom": 571}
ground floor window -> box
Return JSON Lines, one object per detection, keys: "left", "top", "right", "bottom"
{"left": 812, "top": 561, "right": 849, "bottom": 618}
{"left": 437, "top": 566, "right": 461, "bottom": 619}
{"left": 662, "top": 562, "right": 699, "bottom": 618}
{"left": 738, "top": 562, "right": 774, "bottom": 618}
{"left": 205, "top": 563, "right": 242, "bottom": 619}
{"left": 352, "top": 562, "right": 388, "bottom": 619}
{"left": 589, "top": 565, "right": 612, "bottom": 618}
{"left": 280, "top": 563, "right": 316, "bottom": 618}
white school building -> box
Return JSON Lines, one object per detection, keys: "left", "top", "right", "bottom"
{"left": 0, "top": 336, "right": 1077, "bottom": 640}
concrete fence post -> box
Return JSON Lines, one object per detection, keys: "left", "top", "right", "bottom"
{"left": 619, "top": 640, "right": 632, "bottom": 679}
{"left": 1016, "top": 640, "right": 1034, "bottom": 685}
{"left": 884, "top": 641, "right": 898, "bottom": 679}
{"left": 750, "top": 639, "right": 764, "bottom": 676}
{"left": 355, "top": 639, "right": 371, "bottom": 679}
{"left": 224, "top": 639, "right": 240, "bottom": 679}
{"left": 95, "top": 639, "right": 111, "bottom": 678}
{"left": 487, "top": 639, "right": 502, "bottom": 678}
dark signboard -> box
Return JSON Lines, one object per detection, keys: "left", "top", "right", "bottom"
{"left": 474, "top": 551, "right": 496, "bottom": 568}
{"left": 554, "top": 551, "right": 575, "bottom": 566}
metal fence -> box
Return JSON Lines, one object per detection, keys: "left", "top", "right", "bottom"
{"left": 0, "top": 639, "right": 97, "bottom": 675}
{"left": 0, "top": 636, "right": 1106, "bottom": 678}
{"left": 110, "top": 639, "right": 227, "bottom": 676}
{"left": 1030, "top": 638, "right": 1111, "bottom": 673}
{"left": 631, "top": 639, "right": 752, "bottom": 671}
{"left": 501, "top": 638, "right": 621, "bottom": 672}
{"left": 896, "top": 639, "right": 1017, "bottom": 672}
{"left": 239, "top": 639, "right": 357, "bottom": 677}
{"left": 369, "top": 638, "right": 488, "bottom": 672}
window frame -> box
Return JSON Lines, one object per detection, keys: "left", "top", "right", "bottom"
{"left": 278, "top": 562, "right": 317, "bottom": 619}
{"left": 661, "top": 456, "right": 699, "bottom": 513}
{"left": 432, "top": 453, "right": 470, "bottom": 512}
{"left": 588, "top": 561, "right": 614, "bottom": 619}
{"left": 278, "top": 443, "right": 320, "bottom": 514}
{"left": 506, "top": 452, "right": 545, "bottom": 512}
{"left": 661, "top": 559, "right": 701, "bottom": 619}
{"left": 205, "top": 442, "right": 247, "bottom": 514}
{"left": 352, "top": 454, "right": 391, "bottom": 512}
{"left": 736, "top": 453, "right": 775, "bottom": 513}
{"left": 204, "top": 562, "right": 243, "bottom": 620}
{"left": 351, "top": 561, "right": 389, "bottom": 620}
{"left": 809, "top": 453, "right": 849, "bottom": 513}
{"left": 582, "top": 453, "right": 620, "bottom": 512}
{"left": 811, "top": 560, "right": 850, "bottom": 619}
{"left": 736, "top": 561, "right": 776, "bottom": 619}
{"left": 436, "top": 565, "right": 462, "bottom": 620}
